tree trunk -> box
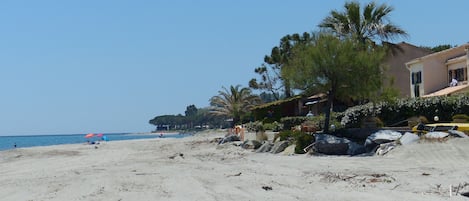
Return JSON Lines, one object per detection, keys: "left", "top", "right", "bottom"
{"left": 323, "top": 90, "right": 334, "bottom": 133}
{"left": 284, "top": 80, "right": 292, "bottom": 98}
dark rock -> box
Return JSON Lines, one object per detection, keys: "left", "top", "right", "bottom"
{"left": 256, "top": 142, "right": 274, "bottom": 153}
{"left": 315, "top": 143, "right": 349, "bottom": 155}
{"left": 241, "top": 140, "right": 262, "bottom": 149}
{"left": 313, "top": 134, "right": 365, "bottom": 155}
{"left": 218, "top": 135, "right": 240, "bottom": 144}
{"left": 270, "top": 141, "right": 290, "bottom": 154}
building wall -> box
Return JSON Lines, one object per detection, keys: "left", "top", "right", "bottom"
{"left": 422, "top": 57, "right": 448, "bottom": 94}
{"left": 383, "top": 42, "right": 432, "bottom": 97}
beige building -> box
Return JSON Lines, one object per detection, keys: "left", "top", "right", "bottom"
{"left": 383, "top": 42, "right": 432, "bottom": 97}
{"left": 405, "top": 43, "right": 469, "bottom": 98}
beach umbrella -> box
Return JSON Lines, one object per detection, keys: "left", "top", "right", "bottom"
{"left": 85, "top": 133, "right": 95, "bottom": 138}
{"left": 96, "top": 133, "right": 104, "bottom": 138}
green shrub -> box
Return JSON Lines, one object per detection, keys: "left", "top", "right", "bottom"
{"left": 277, "top": 130, "right": 314, "bottom": 154}
{"left": 309, "top": 113, "right": 343, "bottom": 131}
{"left": 452, "top": 114, "right": 469, "bottom": 123}
{"left": 280, "top": 116, "right": 308, "bottom": 130}
{"left": 263, "top": 121, "right": 282, "bottom": 131}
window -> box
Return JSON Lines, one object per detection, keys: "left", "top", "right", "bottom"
{"left": 448, "top": 68, "right": 467, "bottom": 82}
{"left": 411, "top": 71, "right": 422, "bottom": 84}
{"left": 414, "top": 84, "right": 420, "bottom": 97}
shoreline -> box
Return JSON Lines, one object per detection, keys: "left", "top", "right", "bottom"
{"left": 1, "top": 131, "right": 469, "bottom": 200}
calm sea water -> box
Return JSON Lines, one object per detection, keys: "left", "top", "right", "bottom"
{"left": 0, "top": 133, "right": 189, "bottom": 151}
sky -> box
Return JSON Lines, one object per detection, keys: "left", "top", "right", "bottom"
{"left": 1, "top": 0, "right": 468, "bottom": 135}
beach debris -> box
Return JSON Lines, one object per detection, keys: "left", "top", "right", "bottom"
{"left": 241, "top": 140, "right": 261, "bottom": 149}
{"left": 226, "top": 172, "right": 242, "bottom": 177}
{"left": 422, "top": 172, "right": 430, "bottom": 176}
{"left": 319, "top": 172, "right": 394, "bottom": 184}
{"left": 262, "top": 186, "right": 273, "bottom": 191}
{"left": 168, "top": 152, "right": 184, "bottom": 159}
{"left": 452, "top": 182, "right": 469, "bottom": 197}
{"left": 255, "top": 142, "right": 273, "bottom": 153}
{"left": 399, "top": 132, "right": 420, "bottom": 145}
{"left": 270, "top": 141, "right": 289, "bottom": 154}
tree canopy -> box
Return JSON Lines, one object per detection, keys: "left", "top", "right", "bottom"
{"left": 284, "top": 33, "right": 387, "bottom": 132}
{"left": 210, "top": 85, "right": 261, "bottom": 125}
{"left": 319, "top": 1, "right": 407, "bottom": 44}
{"left": 249, "top": 33, "right": 313, "bottom": 100}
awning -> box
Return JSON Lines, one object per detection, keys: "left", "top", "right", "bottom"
{"left": 422, "top": 84, "right": 469, "bottom": 97}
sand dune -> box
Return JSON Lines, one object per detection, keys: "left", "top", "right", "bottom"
{"left": 1, "top": 131, "right": 469, "bottom": 201}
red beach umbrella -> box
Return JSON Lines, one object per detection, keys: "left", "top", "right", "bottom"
{"left": 85, "top": 133, "right": 95, "bottom": 138}
{"left": 96, "top": 133, "right": 104, "bottom": 137}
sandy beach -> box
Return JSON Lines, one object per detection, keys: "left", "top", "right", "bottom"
{"left": 1, "top": 130, "right": 469, "bottom": 201}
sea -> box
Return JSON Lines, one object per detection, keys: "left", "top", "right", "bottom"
{"left": 0, "top": 132, "right": 190, "bottom": 151}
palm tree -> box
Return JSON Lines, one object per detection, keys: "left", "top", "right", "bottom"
{"left": 210, "top": 85, "right": 261, "bottom": 126}
{"left": 319, "top": 1, "right": 407, "bottom": 44}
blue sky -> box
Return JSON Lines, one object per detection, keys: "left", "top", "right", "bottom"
{"left": 1, "top": 0, "right": 468, "bottom": 135}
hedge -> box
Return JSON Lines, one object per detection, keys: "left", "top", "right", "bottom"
{"left": 339, "top": 95, "right": 469, "bottom": 128}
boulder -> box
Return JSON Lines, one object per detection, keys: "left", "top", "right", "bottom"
{"left": 365, "top": 130, "right": 402, "bottom": 152}
{"left": 256, "top": 142, "right": 274, "bottom": 153}
{"left": 218, "top": 134, "right": 240, "bottom": 144}
{"left": 399, "top": 132, "right": 420, "bottom": 145}
{"left": 347, "top": 141, "right": 366, "bottom": 156}
{"left": 368, "top": 130, "right": 402, "bottom": 144}
{"left": 448, "top": 130, "right": 469, "bottom": 138}
{"left": 425, "top": 131, "right": 449, "bottom": 139}
{"left": 376, "top": 142, "right": 397, "bottom": 155}
{"left": 315, "top": 143, "right": 349, "bottom": 155}
{"left": 314, "top": 134, "right": 351, "bottom": 155}
{"left": 281, "top": 144, "right": 296, "bottom": 155}
{"left": 270, "top": 141, "right": 290, "bottom": 154}
{"left": 241, "top": 140, "right": 262, "bottom": 149}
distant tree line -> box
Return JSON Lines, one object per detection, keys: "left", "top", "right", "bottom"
{"left": 149, "top": 105, "right": 230, "bottom": 131}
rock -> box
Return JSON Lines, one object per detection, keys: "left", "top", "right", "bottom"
{"left": 241, "top": 140, "right": 262, "bottom": 149}
{"left": 315, "top": 143, "right": 349, "bottom": 155}
{"left": 218, "top": 135, "right": 240, "bottom": 144}
{"left": 448, "top": 130, "right": 469, "bottom": 138}
{"left": 425, "top": 131, "right": 449, "bottom": 139}
{"left": 314, "top": 134, "right": 350, "bottom": 155}
{"left": 368, "top": 130, "right": 402, "bottom": 144}
{"left": 256, "top": 142, "right": 273, "bottom": 153}
{"left": 347, "top": 141, "right": 366, "bottom": 156}
{"left": 376, "top": 142, "right": 397, "bottom": 155}
{"left": 399, "top": 132, "right": 420, "bottom": 145}
{"left": 365, "top": 130, "right": 402, "bottom": 152}
{"left": 270, "top": 141, "right": 290, "bottom": 154}
{"left": 281, "top": 144, "right": 296, "bottom": 155}
{"left": 315, "top": 134, "right": 351, "bottom": 144}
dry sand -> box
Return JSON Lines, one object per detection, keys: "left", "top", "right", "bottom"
{"left": 1, "top": 130, "right": 469, "bottom": 201}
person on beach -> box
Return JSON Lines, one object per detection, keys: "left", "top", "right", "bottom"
{"left": 13, "top": 143, "right": 17, "bottom": 148}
